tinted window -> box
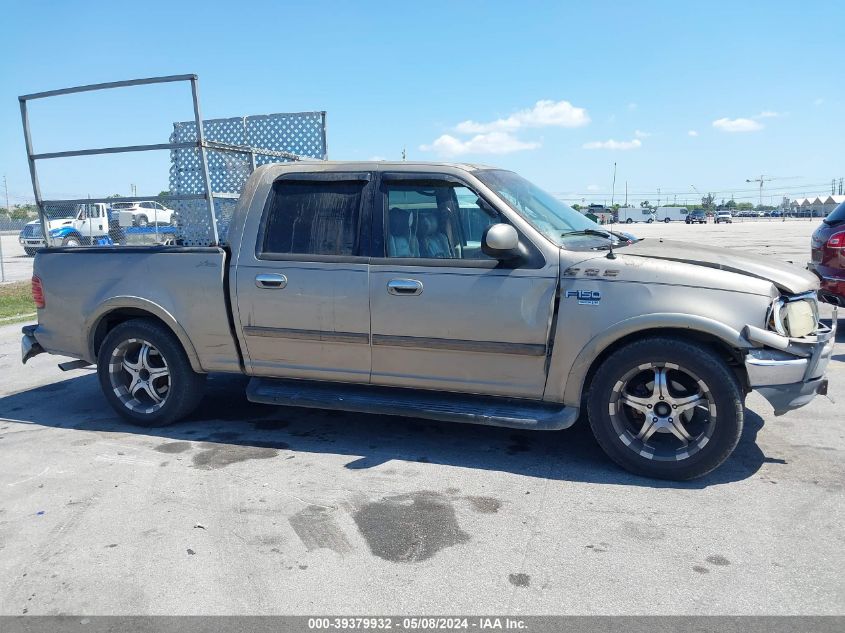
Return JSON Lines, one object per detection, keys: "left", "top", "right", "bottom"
{"left": 263, "top": 180, "right": 364, "bottom": 256}
{"left": 385, "top": 183, "right": 498, "bottom": 259}
{"left": 825, "top": 201, "right": 845, "bottom": 224}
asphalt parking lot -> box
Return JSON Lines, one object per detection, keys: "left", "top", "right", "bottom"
{"left": 0, "top": 219, "right": 843, "bottom": 615}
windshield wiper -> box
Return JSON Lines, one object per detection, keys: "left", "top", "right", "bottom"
{"left": 560, "top": 229, "right": 612, "bottom": 239}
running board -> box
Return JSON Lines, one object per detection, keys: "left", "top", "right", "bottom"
{"left": 246, "top": 378, "right": 578, "bottom": 431}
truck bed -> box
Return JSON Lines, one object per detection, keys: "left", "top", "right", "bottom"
{"left": 32, "top": 246, "right": 241, "bottom": 374}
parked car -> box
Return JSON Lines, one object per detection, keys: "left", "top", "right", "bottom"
{"left": 809, "top": 200, "right": 845, "bottom": 306}
{"left": 22, "top": 162, "right": 835, "bottom": 481}
{"left": 715, "top": 211, "right": 733, "bottom": 224}
{"left": 685, "top": 210, "right": 707, "bottom": 224}
{"left": 110, "top": 200, "right": 176, "bottom": 226}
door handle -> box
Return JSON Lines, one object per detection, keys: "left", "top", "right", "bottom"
{"left": 255, "top": 273, "right": 288, "bottom": 289}
{"left": 387, "top": 279, "right": 423, "bottom": 296}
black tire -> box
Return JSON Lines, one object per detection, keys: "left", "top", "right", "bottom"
{"left": 663, "top": 217, "right": 671, "bottom": 223}
{"left": 24, "top": 247, "right": 36, "bottom": 257}
{"left": 626, "top": 218, "right": 633, "bottom": 224}
{"left": 62, "top": 234, "right": 82, "bottom": 247}
{"left": 97, "top": 318, "right": 206, "bottom": 427}
{"left": 586, "top": 337, "right": 743, "bottom": 480}
{"left": 136, "top": 215, "right": 149, "bottom": 227}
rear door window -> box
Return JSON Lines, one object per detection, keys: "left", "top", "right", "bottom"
{"left": 262, "top": 179, "right": 365, "bottom": 256}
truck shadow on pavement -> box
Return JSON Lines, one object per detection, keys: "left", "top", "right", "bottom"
{"left": 0, "top": 372, "right": 774, "bottom": 489}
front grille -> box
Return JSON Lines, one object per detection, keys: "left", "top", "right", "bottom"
{"left": 20, "top": 224, "right": 43, "bottom": 238}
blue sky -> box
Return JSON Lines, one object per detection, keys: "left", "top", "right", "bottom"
{"left": 1, "top": 0, "right": 842, "bottom": 207}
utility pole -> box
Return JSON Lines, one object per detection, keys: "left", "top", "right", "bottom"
{"left": 401, "top": 147, "right": 406, "bottom": 161}
{"left": 745, "top": 174, "right": 779, "bottom": 207}
{"left": 610, "top": 162, "right": 617, "bottom": 206}
{"left": 0, "top": 175, "right": 7, "bottom": 282}
{"left": 657, "top": 187, "right": 661, "bottom": 207}
{"left": 625, "top": 181, "right": 628, "bottom": 206}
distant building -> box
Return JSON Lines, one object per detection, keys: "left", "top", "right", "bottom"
{"left": 791, "top": 194, "right": 845, "bottom": 217}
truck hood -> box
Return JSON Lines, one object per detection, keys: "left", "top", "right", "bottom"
{"left": 26, "top": 219, "right": 74, "bottom": 230}
{"left": 622, "top": 238, "right": 819, "bottom": 295}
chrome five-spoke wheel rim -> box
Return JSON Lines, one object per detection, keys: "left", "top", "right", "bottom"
{"left": 109, "top": 338, "right": 170, "bottom": 413}
{"left": 608, "top": 362, "right": 717, "bottom": 462}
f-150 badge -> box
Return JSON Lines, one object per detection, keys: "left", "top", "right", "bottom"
{"left": 565, "top": 290, "right": 602, "bottom": 305}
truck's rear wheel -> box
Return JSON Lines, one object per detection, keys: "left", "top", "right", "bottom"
{"left": 97, "top": 318, "right": 206, "bottom": 427}
{"left": 136, "top": 215, "right": 148, "bottom": 227}
{"left": 586, "top": 337, "right": 743, "bottom": 480}
{"left": 62, "top": 234, "right": 82, "bottom": 247}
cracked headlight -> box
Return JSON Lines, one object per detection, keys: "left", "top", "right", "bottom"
{"left": 769, "top": 295, "right": 819, "bottom": 338}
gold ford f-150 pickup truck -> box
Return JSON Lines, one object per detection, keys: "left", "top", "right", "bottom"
{"left": 22, "top": 161, "right": 836, "bottom": 480}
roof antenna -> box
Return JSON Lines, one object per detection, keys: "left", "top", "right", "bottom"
{"left": 607, "top": 162, "right": 617, "bottom": 259}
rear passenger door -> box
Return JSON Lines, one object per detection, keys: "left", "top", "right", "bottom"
{"left": 234, "top": 173, "right": 374, "bottom": 382}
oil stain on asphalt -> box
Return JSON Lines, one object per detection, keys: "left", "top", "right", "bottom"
{"left": 353, "top": 491, "right": 469, "bottom": 562}
{"left": 154, "top": 441, "right": 192, "bottom": 454}
{"left": 508, "top": 573, "right": 530, "bottom": 587}
{"left": 289, "top": 505, "right": 353, "bottom": 555}
{"left": 192, "top": 443, "right": 279, "bottom": 469}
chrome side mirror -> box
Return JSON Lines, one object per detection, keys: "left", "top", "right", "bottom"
{"left": 481, "top": 223, "right": 520, "bottom": 260}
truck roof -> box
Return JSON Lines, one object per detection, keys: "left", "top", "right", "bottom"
{"left": 254, "top": 160, "right": 498, "bottom": 178}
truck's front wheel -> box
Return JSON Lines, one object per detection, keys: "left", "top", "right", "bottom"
{"left": 97, "top": 318, "right": 206, "bottom": 427}
{"left": 586, "top": 337, "right": 743, "bottom": 480}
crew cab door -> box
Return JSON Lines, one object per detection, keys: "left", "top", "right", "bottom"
{"left": 234, "top": 172, "right": 374, "bottom": 382}
{"left": 368, "top": 174, "right": 558, "bottom": 398}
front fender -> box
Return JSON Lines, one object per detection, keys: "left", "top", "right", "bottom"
{"left": 558, "top": 313, "right": 750, "bottom": 406}
{"left": 85, "top": 296, "right": 204, "bottom": 373}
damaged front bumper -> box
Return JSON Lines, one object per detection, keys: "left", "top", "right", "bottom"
{"left": 21, "top": 324, "right": 45, "bottom": 364}
{"left": 742, "top": 308, "right": 837, "bottom": 415}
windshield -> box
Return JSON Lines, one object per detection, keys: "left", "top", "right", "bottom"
{"left": 824, "top": 201, "right": 845, "bottom": 225}
{"left": 475, "top": 169, "right": 607, "bottom": 247}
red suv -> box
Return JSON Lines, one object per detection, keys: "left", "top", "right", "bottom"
{"left": 810, "top": 201, "right": 845, "bottom": 306}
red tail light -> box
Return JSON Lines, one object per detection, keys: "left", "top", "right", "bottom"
{"left": 31, "top": 275, "right": 45, "bottom": 309}
{"left": 828, "top": 231, "right": 845, "bottom": 249}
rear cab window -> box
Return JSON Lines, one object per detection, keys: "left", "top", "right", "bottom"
{"left": 259, "top": 178, "right": 368, "bottom": 257}
{"left": 825, "top": 201, "right": 845, "bottom": 225}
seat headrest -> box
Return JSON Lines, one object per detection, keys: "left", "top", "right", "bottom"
{"left": 418, "top": 213, "right": 438, "bottom": 236}
{"left": 389, "top": 207, "right": 412, "bottom": 235}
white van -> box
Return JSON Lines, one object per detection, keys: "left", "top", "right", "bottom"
{"left": 616, "top": 206, "right": 655, "bottom": 223}
{"left": 655, "top": 206, "right": 689, "bottom": 222}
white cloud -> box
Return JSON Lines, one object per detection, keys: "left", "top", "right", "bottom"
{"left": 420, "top": 132, "right": 540, "bottom": 156}
{"left": 582, "top": 138, "right": 642, "bottom": 150}
{"left": 814, "top": 98, "right": 824, "bottom": 106}
{"left": 688, "top": 130, "right": 699, "bottom": 137}
{"left": 454, "top": 99, "right": 590, "bottom": 134}
{"left": 712, "top": 117, "right": 763, "bottom": 132}
{"left": 586, "top": 184, "right": 601, "bottom": 191}
{"left": 756, "top": 110, "right": 780, "bottom": 118}
{"left": 634, "top": 129, "right": 651, "bottom": 138}
{"left": 627, "top": 102, "right": 638, "bottom": 110}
